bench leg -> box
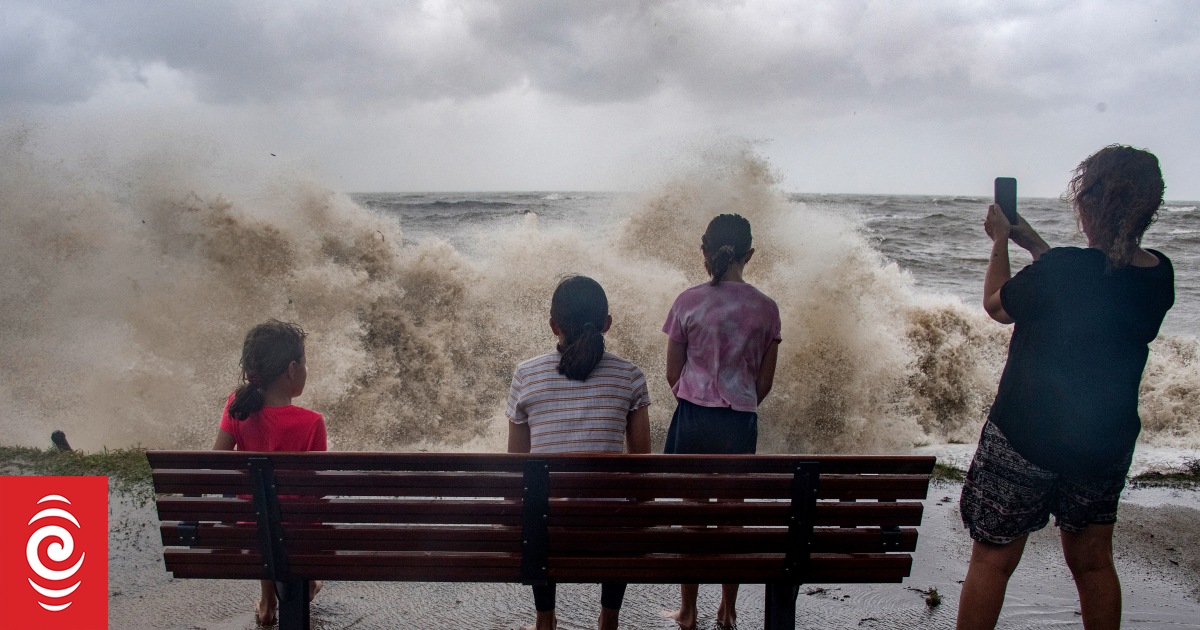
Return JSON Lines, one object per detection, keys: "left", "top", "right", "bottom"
{"left": 764, "top": 582, "right": 799, "bottom": 630}
{"left": 277, "top": 579, "right": 310, "bottom": 630}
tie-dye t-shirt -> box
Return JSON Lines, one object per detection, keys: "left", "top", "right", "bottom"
{"left": 663, "top": 282, "right": 782, "bottom": 412}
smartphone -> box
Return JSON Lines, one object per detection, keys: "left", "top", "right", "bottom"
{"left": 994, "top": 177, "right": 1018, "bottom": 225}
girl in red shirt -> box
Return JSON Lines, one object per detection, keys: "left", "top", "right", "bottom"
{"left": 213, "top": 319, "right": 326, "bottom": 625}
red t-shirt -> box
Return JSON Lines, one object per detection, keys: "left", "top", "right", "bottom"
{"left": 219, "top": 394, "right": 327, "bottom": 452}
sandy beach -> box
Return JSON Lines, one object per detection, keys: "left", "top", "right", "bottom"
{"left": 104, "top": 479, "right": 1200, "bottom": 630}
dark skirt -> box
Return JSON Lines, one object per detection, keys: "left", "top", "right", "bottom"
{"left": 663, "top": 397, "right": 758, "bottom": 454}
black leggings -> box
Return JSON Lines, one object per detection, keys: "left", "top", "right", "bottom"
{"left": 532, "top": 582, "right": 627, "bottom": 612}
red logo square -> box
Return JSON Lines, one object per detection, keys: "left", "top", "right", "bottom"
{"left": 0, "top": 476, "right": 108, "bottom": 630}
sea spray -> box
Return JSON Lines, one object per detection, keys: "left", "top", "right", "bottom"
{"left": 2, "top": 133, "right": 1198, "bottom": 453}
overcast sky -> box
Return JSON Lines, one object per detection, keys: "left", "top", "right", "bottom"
{"left": 4, "top": 1, "right": 1199, "bottom": 198}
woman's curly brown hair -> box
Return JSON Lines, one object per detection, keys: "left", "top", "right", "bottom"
{"left": 1064, "top": 145, "right": 1164, "bottom": 270}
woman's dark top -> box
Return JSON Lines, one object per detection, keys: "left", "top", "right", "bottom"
{"left": 989, "top": 247, "right": 1174, "bottom": 477}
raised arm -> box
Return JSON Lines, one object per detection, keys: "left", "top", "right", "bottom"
{"left": 983, "top": 204, "right": 1048, "bottom": 324}
{"left": 983, "top": 205, "right": 1014, "bottom": 324}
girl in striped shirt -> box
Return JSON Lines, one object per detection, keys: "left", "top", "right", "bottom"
{"left": 506, "top": 275, "right": 651, "bottom": 630}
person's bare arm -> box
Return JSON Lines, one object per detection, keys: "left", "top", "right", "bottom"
{"left": 756, "top": 341, "right": 780, "bottom": 403}
{"left": 212, "top": 429, "right": 236, "bottom": 450}
{"left": 666, "top": 339, "right": 687, "bottom": 389}
{"left": 507, "top": 421, "right": 531, "bottom": 454}
{"left": 984, "top": 204, "right": 1051, "bottom": 324}
{"left": 983, "top": 204, "right": 1015, "bottom": 324}
{"left": 1009, "top": 214, "right": 1050, "bottom": 261}
{"left": 625, "top": 405, "right": 651, "bottom": 454}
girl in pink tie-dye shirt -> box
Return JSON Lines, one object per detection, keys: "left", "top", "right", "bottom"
{"left": 661, "top": 213, "right": 782, "bottom": 630}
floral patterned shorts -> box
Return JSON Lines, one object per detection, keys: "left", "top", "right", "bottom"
{"left": 959, "top": 421, "right": 1133, "bottom": 545}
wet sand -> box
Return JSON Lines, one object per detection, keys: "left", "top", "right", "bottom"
{"left": 107, "top": 481, "right": 1200, "bottom": 630}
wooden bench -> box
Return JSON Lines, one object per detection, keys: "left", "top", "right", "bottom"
{"left": 148, "top": 451, "right": 935, "bottom": 630}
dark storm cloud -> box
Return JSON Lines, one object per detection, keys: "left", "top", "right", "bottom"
{"left": 3, "top": 0, "right": 1198, "bottom": 118}
{"left": 1, "top": 1, "right": 515, "bottom": 106}
{"left": 0, "top": 3, "right": 112, "bottom": 104}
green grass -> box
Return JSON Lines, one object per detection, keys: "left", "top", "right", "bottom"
{"left": 1130, "top": 457, "right": 1200, "bottom": 489}
{"left": 0, "top": 445, "right": 153, "bottom": 501}
{"left": 931, "top": 461, "right": 965, "bottom": 482}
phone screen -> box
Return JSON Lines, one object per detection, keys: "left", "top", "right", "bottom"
{"left": 994, "top": 177, "right": 1018, "bottom": 225}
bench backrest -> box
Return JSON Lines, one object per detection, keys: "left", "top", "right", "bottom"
{"left": 149, "top": 452, "right": 934, "bottom": 585}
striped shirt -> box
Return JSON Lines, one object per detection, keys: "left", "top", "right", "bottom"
{"left": 506, "top": 351, "right": 651, "bottom": 454}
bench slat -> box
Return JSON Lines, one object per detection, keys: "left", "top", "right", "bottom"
{"left": 155, "top": 497, "right": 523, "bottom": 525}
{"left": 159, "top": 522, "right": 918, "bottom": 554}
{"left": 152, "top": 470, "right": 526, "bottom": 498}
{"left": 151, "top": 470, "right": 929, "bottom": 502}
{"left": 552, "top": 553, "right": 913, "bottom": 583}
{"left": 156, "top": 497, "right": 255, "bottom": 521}
{"left": 155, "top": 497, "right": 921, "bottom": 527}
{"left": 164, "top": 550, "right": 522, "bottom": 581}
{"left": 550, "top": 527, "right": 919, "bottom": 554}
{"left": 164, "top": 549, "right": 911, "bottom": 584}
{"left": 548, "top": 473, "right": 931, "bottom": 501}
{"left": 546, "top": 500, "right": 924, "bottom": 528}
{"left": 161, "top": 523, "right": 523, "bottom": 553}
{"left": 148, "top": 452, "right": 936, "bottom": 475}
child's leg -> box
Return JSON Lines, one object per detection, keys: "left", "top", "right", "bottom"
{"left": 716, "top": 583, "right": 739, "bottom": 628}
{"left": 598, "top": 582, "right": 626, "bottom": 630}
{"left": 598, "top": 607, "right": 619, "bottom": 630}
{"left": 523, "top": 583, "right": 557, "bottom": 630}
{"left": 256, "top": 579, "right": 278, "bottom": 626}
{"left": 669, "top": 584, "right": 699, "bottom": 629}
{"left": 309, "top": 580, "right": 323, "bottom": 601}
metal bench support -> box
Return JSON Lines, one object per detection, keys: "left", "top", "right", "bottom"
{"left": 249, "top": 456, "right": 309, "bottom": 630}
{"left": 766, "top": 462, "right": 819, "bottom": 630}
{"left": 520, "top": 459, "right": 551, "bottom": 586}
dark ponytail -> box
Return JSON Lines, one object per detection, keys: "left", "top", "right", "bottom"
{"left": 228, "top": 320, "right": 307, "bottom": 421}
{"left": 550, "top": 276, "right": 609, "bottom": 381}
{"left": 701, "top": 214, "right": 753, "bottom": 285}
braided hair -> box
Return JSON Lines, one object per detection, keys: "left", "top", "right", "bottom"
{"left": 701, "top": 214, "right": 753, "bottom": 285}
{"left": 550, "top": 276, "right": 608, "bottom": 381}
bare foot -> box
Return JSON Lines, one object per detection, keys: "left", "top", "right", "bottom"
{"left": 665, "top": 608, "right": 697, "bottom": 630}
{"left": 309, "top": 580, "right": 323, "bottom": 601}
{"left": 520, "top": 610, "right": 557, "bottom": 630}
{"left": 716, "top": 601, "right": 736, "bottom": 629}
{"left": 255, "top": 600, "right": 278, "bottom": 626}
{"left": 716, "top": 584, "right": 738, "bottom": 629}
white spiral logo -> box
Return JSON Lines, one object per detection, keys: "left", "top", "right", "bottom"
{"left": 26, "top": 494, "right": 86, "bottom": 612}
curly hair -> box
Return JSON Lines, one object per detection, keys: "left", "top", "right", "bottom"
{"left": 1064, "top": 145, "right": 1164, "bottom": 270}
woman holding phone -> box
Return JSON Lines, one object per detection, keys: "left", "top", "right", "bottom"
{"left": 957, "top": 145, "right": 1175, "bottom": 630}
